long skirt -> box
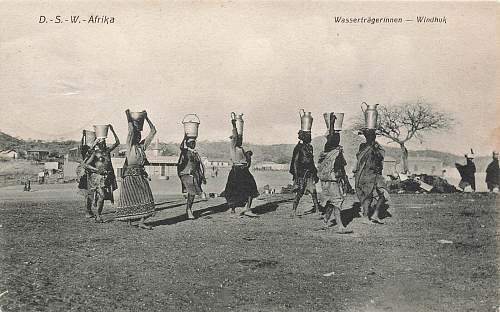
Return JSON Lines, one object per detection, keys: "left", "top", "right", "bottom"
{"left": 115, "top": 170, "right": 155, "bottom": 221}
{"left": 221, "top": 166, "right": 259, "bottom": 208}
{"left": 320, "top": 180, "right": 345, "bottom": 207}
{"left": 355, "top": 174, "right": 390, "bottom": 219}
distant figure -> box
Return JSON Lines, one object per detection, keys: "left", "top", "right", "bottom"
{"left": 354, "top": 129, "right": 390, "bottom": 224}
{"left": 485, "top": 151, "right": 499, "bottom": 193}
{"left": 455, "top": 152, "right": 476, "bottom": 192}
{"left": 221, "top": 116, "right": 259, "bottom": 217}
{"left": 23, "top": 180, "right": 31, "bottom": 191}
{"left": 37, "top": 171, "right": 45, "bottom": 184}
{"left": 177, "top": 135, "right": 206, "bottom": 219}
{"left": 83, "top": 125, "right": 120, "bottom": 223}
{"left": 290, "top": 130, "right": 321, "bottom": 216}
{"left": 115, "top": 110, "right": 157, "bottom": 230}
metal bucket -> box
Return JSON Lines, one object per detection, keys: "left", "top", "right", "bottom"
{"left": 299, "top": 109, "right": 313, "bottom": 132}
{"left": 130, "top": 111, "right": 146, "bottom": 131}
{"left": 323, "top": 112, "right": 344, "bottom": 131}
{"left": 182, "top": 114, "right": 200, "bottom": 138}
{"left": 231, "top": 112, "right": 244, "bottom": 136}
{"left": 361, "top": 102, "right": 379, "bottom": 129}
{"left": 93, "top": 125, "right": 109, "bottom": 139}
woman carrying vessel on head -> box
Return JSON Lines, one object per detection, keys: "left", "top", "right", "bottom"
{"left": 83, "top": 125, "right": 119, "bottom": 223}
{"left": 115, "top": 110, "right": 157, "bottom": 229}
{"left": 221, "top": 114, "right": 259, "bottom": 217}
{"left": 177, "top": 135, "right": 206, "bottom": 219}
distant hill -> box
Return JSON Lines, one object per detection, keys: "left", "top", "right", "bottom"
{"left": 0, "top": 131, "right": 493, "bottom": 171}
{"left": 0, "top": 132, "right": 22, "bottom": 150}
{"left": 0, "top": 131, "right": 78, "bottom": 158}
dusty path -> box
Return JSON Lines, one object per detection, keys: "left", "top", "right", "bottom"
{"left": 0, "top": 189, "right": 498, "bottom": 311}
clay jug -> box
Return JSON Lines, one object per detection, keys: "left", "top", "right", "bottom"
{"left": 361, "top": 102, "right": 379, "bottom": 129}
{"left": 231, "top": 112, "right": 244, "bottom": 136}
{"left": 299, "top": 109, "right": 313, "bottom": 132}
{"left": 182, "top": 114, "right": 200, "bottom": 138}
{"left": 93, "top": 125, "right": 109, "bottom": 139}
{"left": 130, "top": 111, "right": 146, "bottom": 131}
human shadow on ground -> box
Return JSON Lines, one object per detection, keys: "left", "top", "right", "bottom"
{"left": 332, "top": 202, "right": 390, "bottom": 227}
{"left": 252, "top": 198, "right": 295, "bottom": 215}
{"left": 148, "top": 196, "right": 295, "bottom": 227}
{"left": 153, "top": 199, "right": 207, "bottom": 212}
{"left": 147, "top": 203, "right": 228, "bottom": 227}
{"left": 339, "top": 202, "right": 362, "bottom": 226}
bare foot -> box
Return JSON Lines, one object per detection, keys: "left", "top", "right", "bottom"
{"left": 303, "top": 208, "right": 316, "bottom": 215}
{"left": 242, "top": 211, "right": 259, "bottom": 218}
{"left": 94, "top": 215, "right": 103, "bottom": 223}
{"left": 138, "top": 223, "right": 153, "bottom": 230}
{"left": 336, "top": 227, "right": 353, "bottom": 234}
{"left": 371, "top": 218, "right": 384, "bottom": 225}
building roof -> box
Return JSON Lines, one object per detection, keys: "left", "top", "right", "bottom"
{"left": 147, "top": 155, "right": 179, "bottom": 164}
{"left": 0, "top": 149, "right": 17, "bottom": 153}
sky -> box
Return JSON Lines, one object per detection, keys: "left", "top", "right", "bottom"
{"left": 0, "top": 1, "right": 498, "bottom": 155}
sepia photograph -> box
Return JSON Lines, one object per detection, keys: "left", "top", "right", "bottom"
{"left": 0, "top": 1, "right": 498, "bottom": 311}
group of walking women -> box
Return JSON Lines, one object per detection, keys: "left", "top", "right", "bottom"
{"left": 290, "top": 112, "right": 390, "bottom": 234}
{"left": 76, "top": 109, "right": 259, "bottom": 230}
{"left": 76, "top": 109, "right": 390, "bottom": 232}
{"left": 78, "top": 110, "right": 157, "bottom": 229}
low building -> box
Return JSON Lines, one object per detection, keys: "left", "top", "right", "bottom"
{"left": 407, "top": 157, "right": 443, "bottom": 175}
{"left": 44, "top": 162, "right": 60, "bottom": 174}
{"left": 145, "top": 155, "right": 179, "bottom": 179}
{"left": 110, "top": 155, "right": 179, "bottom": 180}
{"left": 27, "top": 149, "right": 50, "bottom": 161}
{"left": 203, "top": 159, "right": 231, "bottom": 168}
{"left": 383, "top": 156, "right": 398, "bottom": 176}
{"left": 0, "top": 149, "right": 18, "bottom": 159}
{"left": 253, "top": 162, "right": 288, "bottom": 171}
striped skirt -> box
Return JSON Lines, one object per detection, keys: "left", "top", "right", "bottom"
{"left": 115, "top": 167, "right": 155, "bottom": 221}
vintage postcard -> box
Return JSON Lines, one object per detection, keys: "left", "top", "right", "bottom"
{"left": 0, "top": 1, "right": 498, "bottom": 311}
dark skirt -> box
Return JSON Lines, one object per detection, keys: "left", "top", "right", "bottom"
{"left": 221, "top": 166, "right": 259, "bottom": 208}
{"left": 180, "top": 174, "right": 203, "bottom": 195}
{"left": 115, "top": 167, "right": 155, "bottom": 221}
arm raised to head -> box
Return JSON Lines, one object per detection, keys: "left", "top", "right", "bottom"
{"left": 143, "top": 111, "right": 157, "bottom": 149}
{"left": 108, "top": 124, "right": 120, "bottom": 152}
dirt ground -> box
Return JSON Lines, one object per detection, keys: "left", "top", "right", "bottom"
{"left": 0, "top": 184, "right": 498, "bottom": 312}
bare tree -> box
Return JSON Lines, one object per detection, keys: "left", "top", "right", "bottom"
{"left": 355, "top": 100, "right": 454, "bottom": 173}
